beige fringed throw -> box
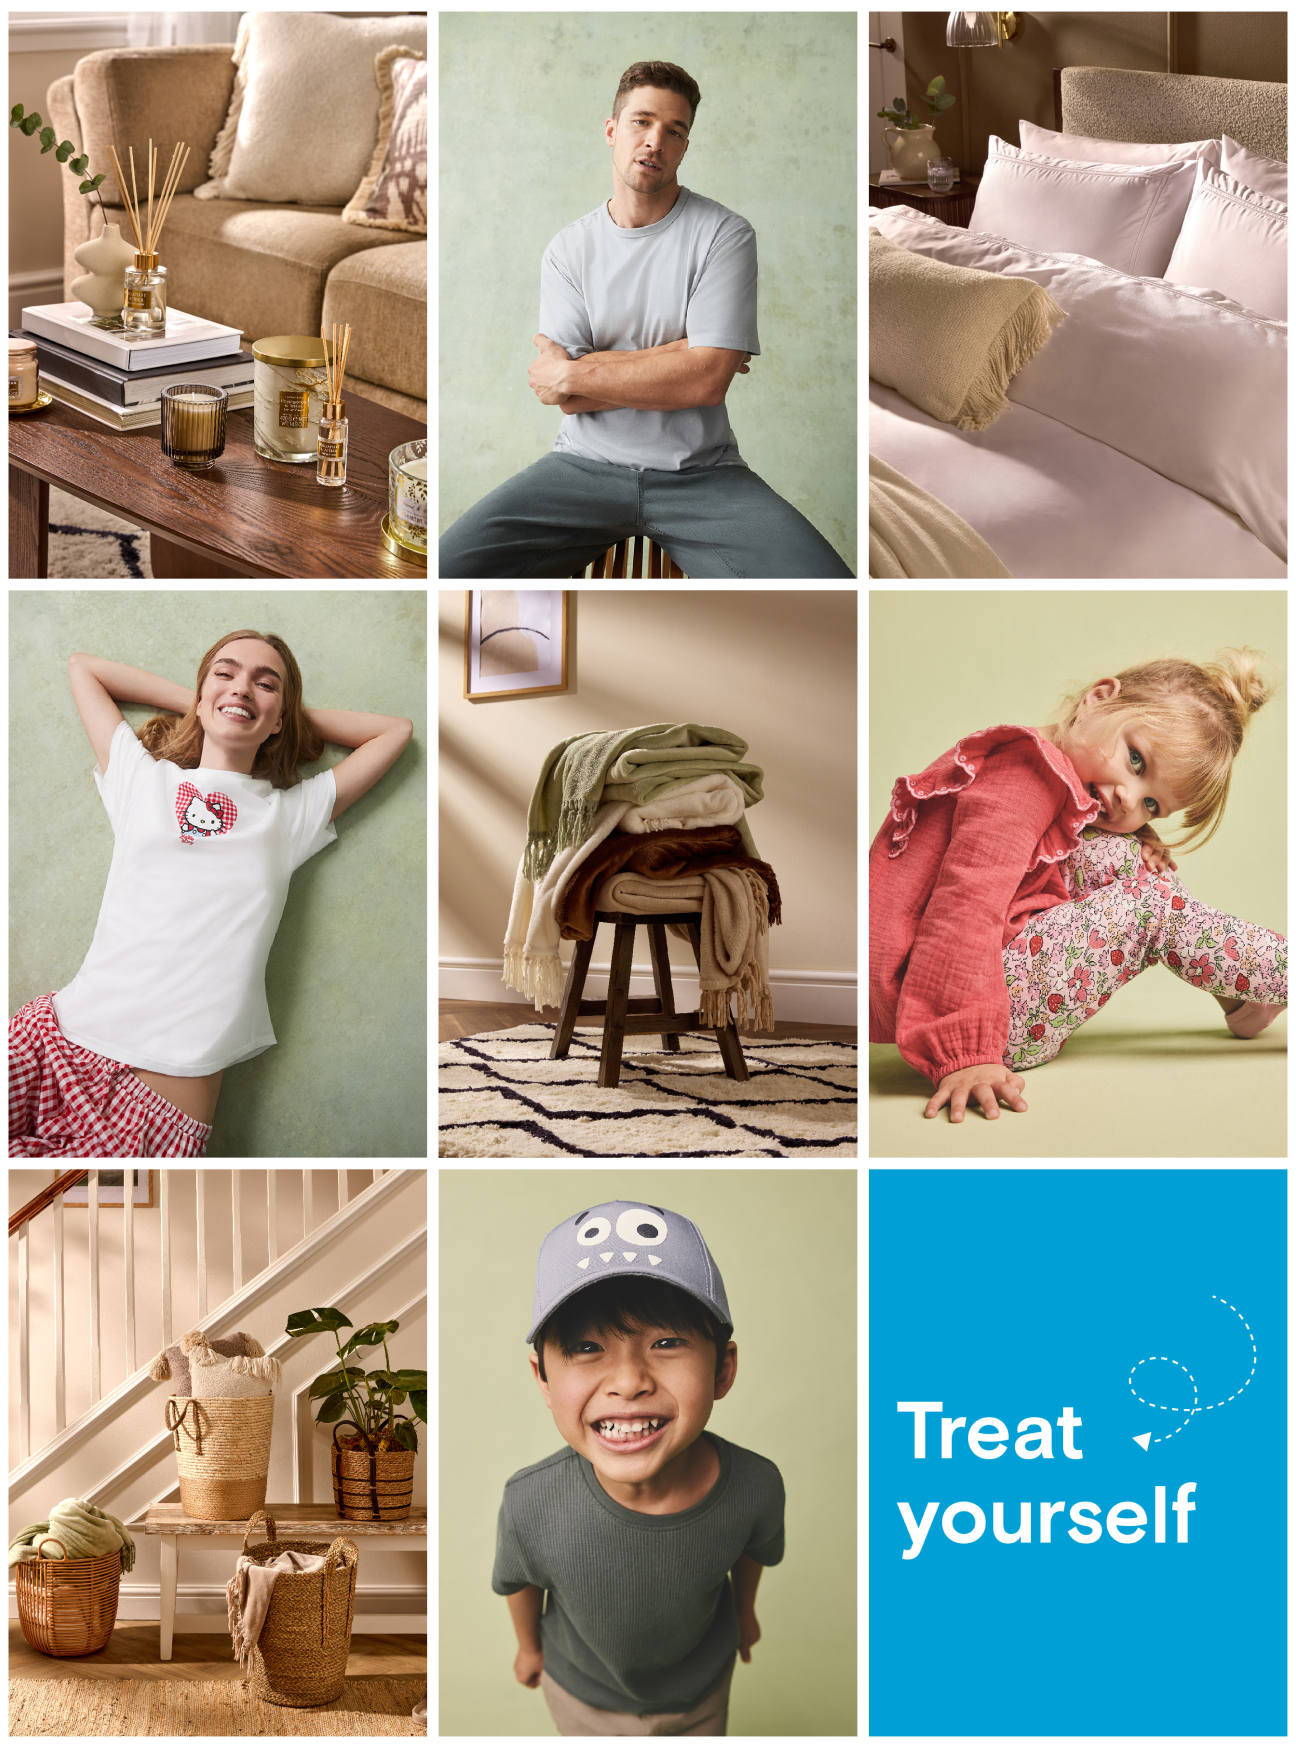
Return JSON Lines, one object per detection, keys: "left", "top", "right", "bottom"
{"left": 227, "top": 1547, "right": 329, "bottom": 1672}
{"left": 869, "top": 226, "right": 1066, "bottom": 430}
{"left": 869, "top": 454, "right": 1012, "bottom": 578}
{"left": 591, "top": 867, "right": 775, "bottom": 1033}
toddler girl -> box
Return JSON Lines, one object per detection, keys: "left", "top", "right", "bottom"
{"left": 870, "top": 651, "right": 1287, "bottom": 1123}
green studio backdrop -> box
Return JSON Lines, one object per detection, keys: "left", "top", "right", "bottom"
{"left": 439, "top": 1168, "right": 856, "bottom": 1737}
{"left": 439, "top": 12, "right": 857, "bottom": 572}
{"left": 869, "top": 589, "right": 1286, "bottom": 1156}
{"left": 9, "top": 590, "right": 427, "bottom": 1159}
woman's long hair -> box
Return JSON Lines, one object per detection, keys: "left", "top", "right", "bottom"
{"left": 137, "top": 630, "right": 322, "bottom": 789}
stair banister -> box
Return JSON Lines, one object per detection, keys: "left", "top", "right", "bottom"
{"left": 7, "top": 1167, "right": 86, "bottom": 1235}
{"left": 161, "top": 1169, "right": 172, "bottom": 1348}
{"left": 89, "top": 1169, "right": 101, "bottom": 1405}
{"left": 54, "top": 1188, "right": 66, "bottom": 1436}
{"left": 196, "top": 1166, "right": 207, "bottom": 1319}
{"left": 18, "top": 1220, "right": 29, "bottom": 1461}
{"left": 124, "top": 1164, "right": 136, "bottom": 1372}
{"left": 267, "top": 1170, "right": 278, "bottom": 1265}
{"left": 232, "top": 1167, "right": 243, "bottom": 1293}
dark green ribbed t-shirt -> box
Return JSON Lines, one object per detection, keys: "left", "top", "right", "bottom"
{"left": 492, "top": 1432, "right": 785, "bottom": 1715}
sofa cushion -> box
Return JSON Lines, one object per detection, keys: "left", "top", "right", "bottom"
{"left": 197, "top": 12, "right": 427, "bottom": 206}
{"left": 322, "top": 242, "right": 427, "bottom": 402}
{"left": 158, "top": 192, "right": 411, "bottom": 344}
{"left": 343, "top": 49, "right": 427, "bottom": 235}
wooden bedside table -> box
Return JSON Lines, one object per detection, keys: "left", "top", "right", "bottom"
{"left": 868, "top": 173, "right": 981, "bottom": 229}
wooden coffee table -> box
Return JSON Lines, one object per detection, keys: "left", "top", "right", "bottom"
{"left": 9, "top": 393, "right": 427, "bottom": 578}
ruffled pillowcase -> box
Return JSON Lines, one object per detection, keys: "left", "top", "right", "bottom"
{"left": 1164, "top": 162, "right": 1287, "bottom": 321}
{"left": 343, "top": 48, "right": 426, "bottom": 233}
{"left": 969, "top": 138, "right": 1199, "bottom": 277}
{"left": 869, "top": 226, "right": 1066, "bottom": 431}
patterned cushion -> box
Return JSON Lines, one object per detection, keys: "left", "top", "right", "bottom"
{"left": 343, "top": 48, "right": 427, "bottom": 234}
{"left": 149, "top": 1329, "right": 280, "bottom": 1397}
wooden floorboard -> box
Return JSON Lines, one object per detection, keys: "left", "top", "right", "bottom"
{"left": 8, "top": 1622, "right": 425, "bottom": 1681}
{"left": 440, "top": 997, "right": 857, "bottom": 1045}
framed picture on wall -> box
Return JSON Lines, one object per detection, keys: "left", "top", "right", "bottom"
{"left": 54, "top": 1170, "right": 154, "bottom": 1207}
{"left": 463, "top": 590, "right": 569, "bottom": 702}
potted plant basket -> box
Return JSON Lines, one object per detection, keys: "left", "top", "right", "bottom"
{"left": 286, "top": 1307, "right": 426, "bottom": 1522}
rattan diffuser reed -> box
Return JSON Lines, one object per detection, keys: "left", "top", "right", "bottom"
{"left": 107, "top": 138, "right": 190, "bottom": 256}
{"left": 322, "top": 322, "right": 352, "bottom": 408}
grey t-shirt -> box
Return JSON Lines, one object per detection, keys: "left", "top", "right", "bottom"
{"left": 539, "top": 186, "right": 761, "bottom": 474}
{"left": 492, "top": 1432, "right": 785, "bottom": 1714}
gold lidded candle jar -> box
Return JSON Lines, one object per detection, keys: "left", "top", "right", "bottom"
{"left": 252, "top": 335, "right": 331, "bottom": 463}
{"left": 388, "top": 440, "right": 428, "bottom": 553}
{"left": 122, "top": 250, "right": 167, "bottom": 331}
{"left": 9, "top": 338, "right": 39, "bottom": 408}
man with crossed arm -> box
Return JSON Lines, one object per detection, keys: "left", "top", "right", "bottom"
{"left": 439, "top": 59, "right": 855, "bottom": 579}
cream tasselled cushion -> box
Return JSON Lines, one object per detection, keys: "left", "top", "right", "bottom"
{"left": 869, "top": 226, "right": 1066, "bottom": 431}
{"left": 195, "top": 12, "right": 429, "bottom": 206}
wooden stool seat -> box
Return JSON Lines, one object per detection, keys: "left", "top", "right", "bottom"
{"left": 549, "top": 910, "right": 750, "bottom": 1090}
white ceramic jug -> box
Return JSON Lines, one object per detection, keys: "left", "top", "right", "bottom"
{"left": 882, "top": 122, "right": 940, "bottom": 182}
{"left": 70, "top": 221, "right": 138, "bottom": 320}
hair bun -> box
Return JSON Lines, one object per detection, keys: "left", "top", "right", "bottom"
{"left": 1213, "top": 646, "right": 1271, "bottom": 724}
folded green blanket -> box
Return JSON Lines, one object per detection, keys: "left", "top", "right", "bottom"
{"left": 9, "top": 1498, "right": 136, "bottom": 1573}
{"left": 523, "top": 725, "right": 764, "bottom": 880}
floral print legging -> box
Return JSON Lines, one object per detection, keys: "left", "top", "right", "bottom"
{"left": 1003, "top": 828, "right": 1287, "bottom": 1070}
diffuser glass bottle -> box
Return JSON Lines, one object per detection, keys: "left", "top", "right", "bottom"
{"left": 122, "top": 250, "right": 167, "bottom": 332}
{"left": 316, "top": 399, "right": 348, "bottom": 486}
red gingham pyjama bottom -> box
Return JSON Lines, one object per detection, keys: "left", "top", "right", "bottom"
{"left": 9, "top": 994, "right": 212, "bottom": 1158}
{"left": 1002, "top": 828, "right": 1287, "bottom": 1070}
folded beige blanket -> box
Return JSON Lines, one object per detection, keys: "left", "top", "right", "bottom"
{"left": 593, "top": 867, "right": 773, "bottom": 1032}
{"left": 607, "top": 772, "right": 747, "bottom": 835}
{"left": 869, "top": 454, "right": 1012, "bottom": 578}
{"left": 869, "top": 225, "right": 1066, "bottom": 430}
{"left": 227, "top": 1547, "right": 329, "bottom": 1672}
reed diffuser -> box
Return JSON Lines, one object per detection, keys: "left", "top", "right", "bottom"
{"left": 316, "top": 321, "right": 352, "bottom": 487}
{"left": 108, "top": 138, "right": 190, "bottom": 332}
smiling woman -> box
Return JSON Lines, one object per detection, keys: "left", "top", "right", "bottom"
{"left": 8, "top": 628, "right": 414, "bottom": 1157}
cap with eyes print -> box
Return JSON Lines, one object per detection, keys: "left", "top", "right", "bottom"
{"left": 526, "top": 1200, "right": 731, "bottom": 1343}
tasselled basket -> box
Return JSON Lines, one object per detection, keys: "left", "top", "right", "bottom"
{"left": 14, "top": 1536, "right": 122, "bottom": 1657}
{"left": 240, "top": 1510, "right": 359, "bottom": 1707}
{"left": 167, "top": 1395, "right": 274, "bottom": 1520}
{"left": 330, "top": 1420, "right": 416, "bottom": 1522}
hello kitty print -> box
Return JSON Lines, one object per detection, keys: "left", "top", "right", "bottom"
{"left": 176, "top": 781, "right": 237, "bottom": 846}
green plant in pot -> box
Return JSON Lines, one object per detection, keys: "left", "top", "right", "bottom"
{"left": 877, "top": 76, "right": 956, "bottom": 181}
{"left": 11, "top": 102, "right": 134, "bottom": 321}
{"left": 287, "top": 1305, "right": 427, "bottom": 1452}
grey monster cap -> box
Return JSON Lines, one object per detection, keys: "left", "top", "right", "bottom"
{"left": 527, "top": 1200, "right": 731, "bottom": 1343}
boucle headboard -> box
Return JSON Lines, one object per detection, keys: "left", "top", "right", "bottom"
{"left": 1055, "top": 67, "right": 1287, "bottom": 161}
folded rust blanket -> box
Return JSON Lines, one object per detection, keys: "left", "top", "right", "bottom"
{"left": 555, "top": 825, "right": 782, "bottom": 941}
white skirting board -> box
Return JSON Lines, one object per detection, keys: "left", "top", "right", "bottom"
{"left": 441, "top": 956, "right": 857, "bottom": 1026}
{"left": 10, "top": 1580, "right": 426, "bottom": 1633}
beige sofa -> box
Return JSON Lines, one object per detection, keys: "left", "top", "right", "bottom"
{"left": 48, "top": 45, "right": 425, "bottom": 419}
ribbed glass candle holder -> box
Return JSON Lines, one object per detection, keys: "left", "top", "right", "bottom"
{"left": 160, "top": 383, "right": 229, "bottom": 471}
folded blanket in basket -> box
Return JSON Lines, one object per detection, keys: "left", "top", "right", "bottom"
{"left": 227, "top": 1547, "right": 330, "bottom": 1671}
{"left": 9, "top": 1498, "right": 136, "bottom": 1572}
{"left": 522, "top": 725, "right": 764, "bottom": 880}
{"left": 592, "top": 867, "right": 775, "bottom": 1031}
{"left": 503, "top": 779, "right": 756, "bottom": 1012}
{"left": 556, "top": 826, "right": 782, "bottom": 941}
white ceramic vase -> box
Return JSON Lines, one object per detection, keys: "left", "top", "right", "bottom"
{"left": 70, "top": 220, "right": 138, "bottom": 320}
{"left": 883, "top": 122, "right": 941, "bottom": 181}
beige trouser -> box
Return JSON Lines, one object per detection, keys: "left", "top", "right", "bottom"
{"left": 540, "top": 1661, "right": 734, "bottom": 1737}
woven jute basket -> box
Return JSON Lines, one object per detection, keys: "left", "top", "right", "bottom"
{"left": 240, "top": 1510, "right": 359, "bottom": 1707}
{"left": 330, "top": 1420, "right": 416, "bottom": 1522}
{"left": 15, "top": 1536, "right": 122, "bottom": 1657}
{"left": 167, "top": 1395, "right": 274, "bottom": 1520}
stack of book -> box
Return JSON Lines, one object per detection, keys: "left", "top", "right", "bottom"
{"left": 15, "top": 302, "right": 254, "bottom": 430}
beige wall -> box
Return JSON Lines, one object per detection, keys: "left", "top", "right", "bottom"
{"left": 9, "top": 40, "right": 115, "bottom": 282}
{"left": 439, "top": 589, "right": 857, "bottom": 975}
{"left": 899, "top": 10, "right": 1288, "bottom": 175}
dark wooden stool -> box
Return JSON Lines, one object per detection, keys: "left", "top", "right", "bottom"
{"left": 549, "top": 910, "right": 751, "bottom": 1090}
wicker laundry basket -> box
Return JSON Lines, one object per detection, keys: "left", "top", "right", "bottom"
{"left": 240, "top": 1510, "right": 359, "bottom": 1707}
{"left": 15, "top": 1537, "right": 122, "bottom": 1656}
{"left": 330, "top": 1420, "right": 416, "bottom": 1522}
{"left": 167, "top": 1395, "right": 274, "bottom": 1520}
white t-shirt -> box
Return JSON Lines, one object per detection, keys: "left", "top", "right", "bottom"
{"left": 539, "top": 186, "right": 761, "bottom": 472}
{"left": 54, "top": 720, "right": 337, "bottom": 1075}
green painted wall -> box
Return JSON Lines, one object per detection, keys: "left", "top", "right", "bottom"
{"left": 439, "top": 12, "right": 858, "bottom": 572}
{"left": 9, "top": 590, "right": 427, "bottom": 1159}
{"left": 439, "top": 1168, "right": 857, "bottom": 1736}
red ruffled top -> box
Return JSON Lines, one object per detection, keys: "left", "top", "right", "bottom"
{"left": 869, "top": 725, "right": 1100, "bottom": 1085}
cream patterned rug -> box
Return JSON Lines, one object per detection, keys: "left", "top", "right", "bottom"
{"left": 49, "top": 487, "right": 152, "bottom": 579}
{"left": 439, "top": 1023, "right": 857, "bottom": 1158}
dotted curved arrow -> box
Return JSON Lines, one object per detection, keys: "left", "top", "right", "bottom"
{"left": 1128, "top": 1294, "right": 1257, "bottom": 1446}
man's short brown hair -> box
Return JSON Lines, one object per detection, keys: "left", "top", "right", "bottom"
{"left": 612, "top": 60, "right": 701, "bottom": 130}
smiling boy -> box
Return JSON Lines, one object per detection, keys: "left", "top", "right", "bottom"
{"left": 440, "top": 59, "right": 854, "bottom": 579}
{"left": 493, "top": 1200, "right": 785, "bottom": 1736}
